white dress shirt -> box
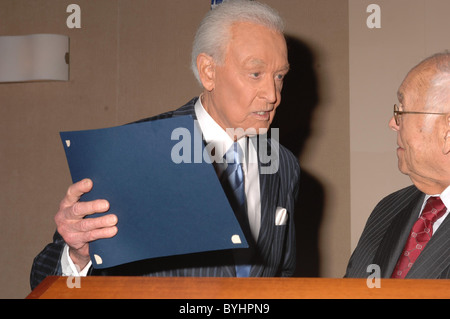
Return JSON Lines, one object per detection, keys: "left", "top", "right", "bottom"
{"left": 194, "top": 97, "right": 261, "bottom": 242}
{"left": 61, "top": 97, "right": 262, "bottom": 276}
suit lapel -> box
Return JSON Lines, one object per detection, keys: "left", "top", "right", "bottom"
{"left": 250, "top": 136, "right": 280, "bottom": 276}
{"left": 374, "top": 192, "right": 425, "bottom": 277}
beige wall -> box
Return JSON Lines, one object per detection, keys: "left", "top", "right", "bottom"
{"left": 349, "top": 0, "right": 450, "bottom": 249}
{"left": 1, "top": 0, "right": 350, "bottom": 298}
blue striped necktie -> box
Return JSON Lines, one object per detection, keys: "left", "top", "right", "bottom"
{"left": 222, "top": 142, "right": 251, "bottom": 277}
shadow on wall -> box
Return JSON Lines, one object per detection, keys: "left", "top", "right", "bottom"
{"left": 272, "top": 35, "right": 324, "bottom": 277}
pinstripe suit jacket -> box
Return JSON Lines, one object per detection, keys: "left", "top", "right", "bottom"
{"left": 30, "top": 97, "right": 300, "bottom": 290}
{"left": 345, "top": 185, "right": 450, "bottom": 279}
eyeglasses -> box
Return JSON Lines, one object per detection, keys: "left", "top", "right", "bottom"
{"left": 393, "top": 104, "right": 448, "bottom": 126}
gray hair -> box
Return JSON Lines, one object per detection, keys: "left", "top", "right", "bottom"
{"left": 191, "top": 0, "right": 285, "bottom": 84}
{"left": 422, "top": 52, "right": 450, "bottom": 112}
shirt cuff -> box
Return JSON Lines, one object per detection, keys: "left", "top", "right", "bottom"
{"left": 61, "top": 244, "right": 92, "bottom": 276}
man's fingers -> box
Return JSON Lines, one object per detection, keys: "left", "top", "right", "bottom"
{"left": 60, "top": 214, "right": 118, "bottom": 248}
{"left": 83, "top": 225, "right": 118, "bottom": 242}
{"left": 66, "top": 225, "right": 118, "bottom": 250}
{"left": 55, "top": 180, "right": 118, "bottom": 259}
{"left": 60, "top": 179, "right": 93, "bottom": 209}
{"left": 70, "top": 199, "right": 110, "bottom": 219}
{"left": 76, "top": 214, "right": 118, "bottom": 233}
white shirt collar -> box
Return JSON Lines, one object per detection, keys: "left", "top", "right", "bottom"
{"left": 430, "top": 185, "right": 450, "bottom": 210}
{"left": 194, "top": 96, "right": 247, "bottom": 162}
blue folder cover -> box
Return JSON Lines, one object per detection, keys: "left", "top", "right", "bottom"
{"left": 60, "top": 115, "right": 248, "bottom": 269}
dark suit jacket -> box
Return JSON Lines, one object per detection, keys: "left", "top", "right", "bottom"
{"left": 30, "top": 97, "right": 300, "bottom": 290}
{"left": 345, "top": 185, "right": 450, "bottom": 279}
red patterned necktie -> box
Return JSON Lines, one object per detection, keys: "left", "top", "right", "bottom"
{"left": 391, "top": 196, "right": 447, "bottom": 278}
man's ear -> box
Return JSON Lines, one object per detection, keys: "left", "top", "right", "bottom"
{"left": 196, "top": 53, "right": 216, "bottom": 91}
{"left": 443, "top": 114, "right": 450, "bottom": 155}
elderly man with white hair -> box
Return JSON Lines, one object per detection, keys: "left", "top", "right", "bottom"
{"left": 30, "top": 0, "right": 300, "bottom": 290}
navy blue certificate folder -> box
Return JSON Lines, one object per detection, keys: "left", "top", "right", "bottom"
{"left": 60, "top": 115, "right": 248, "bottom": 269}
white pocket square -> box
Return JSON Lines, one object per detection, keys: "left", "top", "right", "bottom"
{"left": 275, "top": 207, "right": 288, "bottom": 226}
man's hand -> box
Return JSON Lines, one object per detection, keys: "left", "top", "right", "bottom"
{"left": 55, "top": 178, "right": 118, "bottom": 270}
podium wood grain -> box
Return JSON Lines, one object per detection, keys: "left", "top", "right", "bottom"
{"left": 26, "top": 276, "right": 450, "bottom": 299}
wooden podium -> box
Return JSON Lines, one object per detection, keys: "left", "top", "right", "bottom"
{"left": 27, "top": 276, "right": 450, "bottom": 299}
